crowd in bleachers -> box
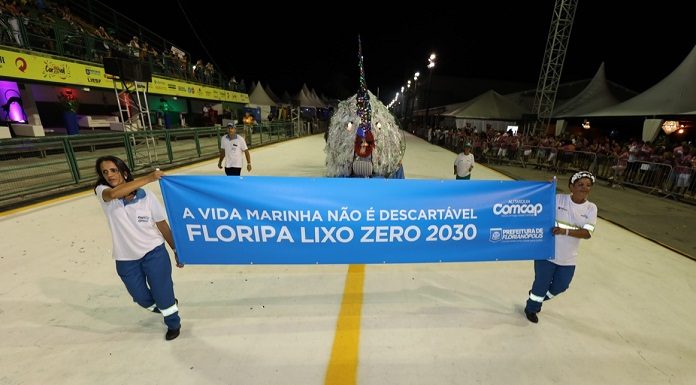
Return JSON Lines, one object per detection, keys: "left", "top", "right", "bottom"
{"left": 423, "top": 124, "right": 696, "bottom": 201}
{"left": 0, "top": 0, "right": 245, "bottom": 92}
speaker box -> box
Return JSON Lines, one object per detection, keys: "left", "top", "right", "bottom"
{"left": 102, "top": 58, "right": 152, "bottom": 82}
{"left": 119, "top": 60, "right": 139, "bottom": 81}
{"left": 138, "top": 64, "right": 152, "bottom": 82}
{"left": 103, "top": 57, "right": 120, "bottom": 76}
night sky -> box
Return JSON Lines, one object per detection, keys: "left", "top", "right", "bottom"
{"left": 106, "top": 1, "right": 693, "bottom": 103}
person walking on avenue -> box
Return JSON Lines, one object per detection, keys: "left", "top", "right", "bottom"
{"left": 218, "top": 122, "right": 252, "bottom": 176}
{"left": 454, "top": 142, "right": 475, "bottom": 180}
{"left": 93, "top": 156, "right": 183, "bottom": 341}
{"left": 524, "top": 171, "right": 598, "bottom": 323}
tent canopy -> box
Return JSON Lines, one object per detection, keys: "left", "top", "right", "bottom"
{"left": 582, "top": 44, "right": 696, "bottom": 117}
{"left": 295, "top": 85, "right": 324, "bottom": 108}
{"left": 248, "top": 82, "right": 277, "bottom": 106}
{"left": 441, "top": 90, "right": 530, "bottom": 120}
{"left": 553, "top": 62, "right": 621, "bottom": 118}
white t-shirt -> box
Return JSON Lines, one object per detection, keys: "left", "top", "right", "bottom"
{"left": 552, "top": 193, "right": 597, "bottom": 266}
{"left": 95, "top": 185, "right": 166, "bottom": 261}
{"left": 220, "top": 134, "right": 248, "bottom": 168}
{"left": 454, "top": 152, "right": 475, "bottom": 177}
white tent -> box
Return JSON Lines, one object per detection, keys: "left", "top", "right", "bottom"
{"left": 442, "top": 90, "right": 530, "bottom": 120}
{"left": 310, "top": 89, "right": 326, "bottom": 108}
{"left": 246, "top": 82, "right": 277, "bottom": 122}
{"left": 424, "top": 100, "right": 472, "bottom": 117}
{"left": 583, "top": 44, "right": 696, "bottom": 117}
{"left": 248, "top": 82, "right": 277, "bottom": 106}
{"left": 553, "top": 62, "right": 621, "bottom": 118}
{"left": 295, "top": 87, "right": 322, "bottom": 108}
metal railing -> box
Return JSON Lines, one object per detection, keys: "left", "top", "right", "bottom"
{"left": 0, "top": 12, "right": 233, "bottom": 89}
{"left": 0, "top": 121, "right": 301, "bottom": 210}
{"left": 419, "top": 129, "right": 696, "bottom": 205}
{"left": 478, "top": 145, "right": 696, "bottom": 202}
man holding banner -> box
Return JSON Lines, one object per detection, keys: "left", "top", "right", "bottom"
{"left": 524, "top": 171, "right": 598, "bottom": 324}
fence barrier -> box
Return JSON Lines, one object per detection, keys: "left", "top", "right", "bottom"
{"left": 0, "top": 121, "right": 302, "bottom": 210}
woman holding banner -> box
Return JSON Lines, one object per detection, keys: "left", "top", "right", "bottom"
{"left": 94, "top": 156, "right": 183, "bottom": 340}
{"left": 524, "top": 171, "right": 597, "bottom": 323}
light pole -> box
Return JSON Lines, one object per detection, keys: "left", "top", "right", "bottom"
{"left": 424, "top": 53, "right": 436, "bottom": 129}
{"left": 405, "top": 80, "right": 411, "bottom": 120}
{"left": 400, "top": 86, "right": 405, "bottom": 119}
{"left": 409, "top": 71, "right": 420, "bottom": 121}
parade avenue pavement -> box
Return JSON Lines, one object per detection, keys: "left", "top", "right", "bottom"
{"left": 1, "top": 133, "right": 694, "bottom": 385}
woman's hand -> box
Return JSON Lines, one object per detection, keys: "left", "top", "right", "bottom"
{"left": 150, "top": 169, "right": 165, "bottom": 182}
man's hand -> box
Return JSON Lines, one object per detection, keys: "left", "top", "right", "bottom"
{"left": 174, "top": 251, "right": 184, "bottom": 268}
{"left": 551, "top": 226, "right": 565, "bottom": 236}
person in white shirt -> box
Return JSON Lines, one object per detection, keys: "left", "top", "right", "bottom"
{"left": 454, "top": 142, "right": 475, "bottom": 180}
{"left": 218, "top": 123, "right": 252, "bottom": 176}
{"left": 94, "top": 156, "right": 183, "bottom": 340}
{"left": 524, "top": 171, "right": 598, "bottom": 323}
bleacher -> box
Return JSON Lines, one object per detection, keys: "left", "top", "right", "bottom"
{"left": 0, "top": 0, "right": 242, "bottom": 91}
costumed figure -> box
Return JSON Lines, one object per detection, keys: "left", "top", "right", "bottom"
{"left": 324, "top": 36, "right": 405, "bottom": 178}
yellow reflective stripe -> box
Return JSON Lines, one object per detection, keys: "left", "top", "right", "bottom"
{"left": 160, "top": 303, "right": 179, "bottom": 317}
{"left": 529, "top": 293, "right": 545, "bottom": 303}
{"left": 583, "top": 224, "right": 595, "bottom": 232}
{"left": 545, "top": 291, "right": 555, "bottom": 299}
{"left": 147, "top": 304, "right": 157, "bottom": 312}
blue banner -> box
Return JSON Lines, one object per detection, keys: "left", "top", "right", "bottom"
{"left": 159, "top": 176, "right": 556, "bottom": 264}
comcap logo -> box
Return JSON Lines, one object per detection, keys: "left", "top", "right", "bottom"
{"left": 493, "top": 202, "right": 543, "bottom": 216}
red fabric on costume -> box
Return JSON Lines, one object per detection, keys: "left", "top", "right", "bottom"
{"left": 354, "top": 131, "right": 375, "bottom": 158}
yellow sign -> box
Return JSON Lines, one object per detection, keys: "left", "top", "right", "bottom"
{"left": 0, "top": 48, "right": 248, "bottom": 103}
